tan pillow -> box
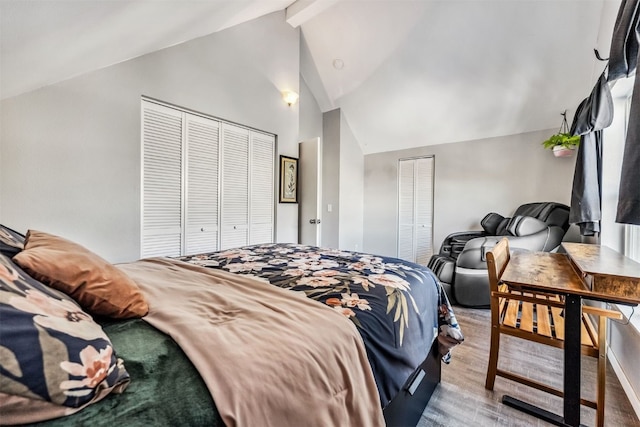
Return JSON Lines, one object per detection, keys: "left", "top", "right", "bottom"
{"left": 13, "top": 230, "right": 148, "bottom": 319}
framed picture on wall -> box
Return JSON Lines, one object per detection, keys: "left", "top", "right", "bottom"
{"left": 279, "top": 155, "right": 298, "bottom": 203}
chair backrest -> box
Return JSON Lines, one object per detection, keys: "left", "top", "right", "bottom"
{"left": 481, "top": 202, "right": 570, "bottom": 239}
{"left": 486, "top": 238, "right": 510, "bottom": 293}
{"left": 513, "top": 202, "right": 570, "bottom": 231}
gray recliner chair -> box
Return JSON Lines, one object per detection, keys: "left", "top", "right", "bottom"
{"left": 428, "top": 202, "right": 570, "bottom": 307}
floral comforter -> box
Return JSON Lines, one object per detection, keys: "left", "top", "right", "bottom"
{"left": 179, "top": 243, "right": 463, "bottom": 405}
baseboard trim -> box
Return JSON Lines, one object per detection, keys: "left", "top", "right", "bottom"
{"left": 608, "top": 347, "right": 640, "bottom": 420}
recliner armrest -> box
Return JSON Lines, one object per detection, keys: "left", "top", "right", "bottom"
{"left": 456, "top": 237, "right": 500, "bottom": 268}
{"left": 438, "top": 231, "right": 487, "bottom": 258}
{"left": 456, "top": 229, "right": 553, "bottom": 269}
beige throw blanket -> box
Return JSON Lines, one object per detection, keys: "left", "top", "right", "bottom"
{"left": 118, "top": 258, "right": 384, "bottom": 427}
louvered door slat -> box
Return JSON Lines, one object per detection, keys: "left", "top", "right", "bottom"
{"left": 221, "top": 227, "right": 249, "bottom": 250}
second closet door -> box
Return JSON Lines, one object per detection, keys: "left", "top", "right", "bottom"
{"left": 220, "top": 123, "right": 250, "bottom": 249}
{"left": 250, "top": 132, "right": 275, "bottom": 245}
{"left": 398, "top": 156, "right": 434, "bottom": 265}
{"left": 184, "top": 114, "right": 220, "bottom": 254}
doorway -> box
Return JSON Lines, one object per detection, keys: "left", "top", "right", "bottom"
{"left": 298, "top": 138, "right": 322, "bottom": 246}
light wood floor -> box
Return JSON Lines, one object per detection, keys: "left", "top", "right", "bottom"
{"left": 417, "top": 306, "right": 640, "bottom": 427}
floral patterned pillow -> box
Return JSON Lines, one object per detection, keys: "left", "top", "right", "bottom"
{"left": 0, "top": 224, "right": 24, "bottom": 257}
{"left": 0, "top": 253, "right": 130, "bottom": 424}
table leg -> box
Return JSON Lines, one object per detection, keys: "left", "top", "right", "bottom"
{"left": 563, "top": 294, "right": 582, "bottom": 426}
{"left": 502, "top": 395, "right": 568, "bottom": 426}
{"left": 501, "top": 293, "right": 586, "bottom": 427}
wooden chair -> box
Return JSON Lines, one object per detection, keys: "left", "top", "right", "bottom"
{"left": 484, "top": 238, "right": 623, "bottom": 427}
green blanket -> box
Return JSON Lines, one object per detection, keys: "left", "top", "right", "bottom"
{"left": 26, "top": 319, "right": 223, "bottom": 426}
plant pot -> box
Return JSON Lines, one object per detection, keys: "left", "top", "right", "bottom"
{"left": 553, "top": 145, "right": 576, "bottom": 157}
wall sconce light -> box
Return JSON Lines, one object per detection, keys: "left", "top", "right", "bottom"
{"left": 282, "top": 90, "right": 299, "bottom": 106}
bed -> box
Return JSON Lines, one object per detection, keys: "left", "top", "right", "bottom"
{"left": 0, "top": 227, "right": 463, "bottom": 426}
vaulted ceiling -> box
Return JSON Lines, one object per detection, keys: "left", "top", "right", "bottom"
{"left": 0, "top": 0, "right": 620, "bottom": 154}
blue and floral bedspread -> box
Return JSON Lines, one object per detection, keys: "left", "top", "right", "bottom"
{"left": 179, "top": 243, "right": 463, "bottom": 405}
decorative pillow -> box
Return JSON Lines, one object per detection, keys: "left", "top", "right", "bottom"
{"left": 0, "top": 253, "right": 130, "bottom": 424}
{"left": 13, "top": 230, "right": 149, "bottom": 319}
{"left": 0, "top": 225, "right": 25, "bottom": 258}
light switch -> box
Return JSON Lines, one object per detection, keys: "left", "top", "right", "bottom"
{"left": 327, "top": 204, "right": 332, "bottom": 212}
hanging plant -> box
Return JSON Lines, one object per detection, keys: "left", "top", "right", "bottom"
{"left": 541, "top": 111, "right": 580, "bottom": 156}
{"left": 541, "top": 133, "right": 580, "bottom": 150}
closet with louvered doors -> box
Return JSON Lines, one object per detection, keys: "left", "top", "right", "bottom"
{"left": 397, "top": 156, "right": 434, "bottom": 265}
{"left": 141, "top": 99, "right": 275, "bottom": 257}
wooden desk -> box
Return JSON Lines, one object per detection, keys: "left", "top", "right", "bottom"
{"left": 500, "top": 245, "right": 640, "bottom": 427}
{"left": 563, "top": 242, "right": 640, "bottom": 305}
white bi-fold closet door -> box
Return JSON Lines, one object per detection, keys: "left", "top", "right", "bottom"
{"left": 397, "top": 156, "right": 434, "bottom": 265}
{"left": 218, "top": 125, "right": 276, "bottom": 250}
{"left": 141, "top": 99, "right": 275, "bottom": 258}
{"left": 184, "top": 114, "right": 220, "bottom": 255}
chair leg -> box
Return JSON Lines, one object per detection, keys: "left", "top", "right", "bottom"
{"left": 596, "top": 315, "right": 607, "bottom": 427}
{"left": 485, "top": 325, "right": 501, "bottom": 390}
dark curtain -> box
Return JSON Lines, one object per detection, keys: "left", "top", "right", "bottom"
{"left": 607, "top": 0, "right": 640, "bottom": 225}
{"left": 615, "top": 60, "right": 640, "bottom": 225}
{"left": 569, "top": 73, "right": 613, "bottom": 235}
{"left": 569, "top": 133, "right": 603, "bottom": 235}
{"left": 607, "top": 0, "right": 640, "bottom": 81}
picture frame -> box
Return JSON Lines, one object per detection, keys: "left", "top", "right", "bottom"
{"left": 279, "top": 155, "right": 298, "bottom": 203}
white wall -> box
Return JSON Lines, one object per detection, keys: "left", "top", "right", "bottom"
{"left": 320, "top": 108, "right": 364, "bottom": 250}
{"left": 338, "top": 115, "right": 364, "bottom": 252}
{"left": 601, "top": 92, "right": 631, "bottom": 252}
{"left": 363, "top": 128, "right": 577, "bottom": 259}
{"left": 0, "top": 11, "right": 300, "bottom": 263}
{"left": 601, "top": 82, "right": 640, "bottom": 416}
{"left": 297, "top": 75, "right": 324, "bottom": 246}
{"left": 298, "top": 76, "right": 323, "bottom": 142}
{"left": 322, "top": 109, "right": 341, "bottom": 248}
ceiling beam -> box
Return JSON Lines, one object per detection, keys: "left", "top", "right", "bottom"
{"left": 285, "top": 0, "right": 341, "bottom": 28}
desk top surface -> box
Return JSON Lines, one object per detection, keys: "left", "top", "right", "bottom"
{"left": 501, "top": 251, "right": 589, "bottom": 295}
{"left": 502, "top": 250, "right": 640, "bottom": 305}
{"left": 562, "top": 242, "right": 640, "bottom": 279}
